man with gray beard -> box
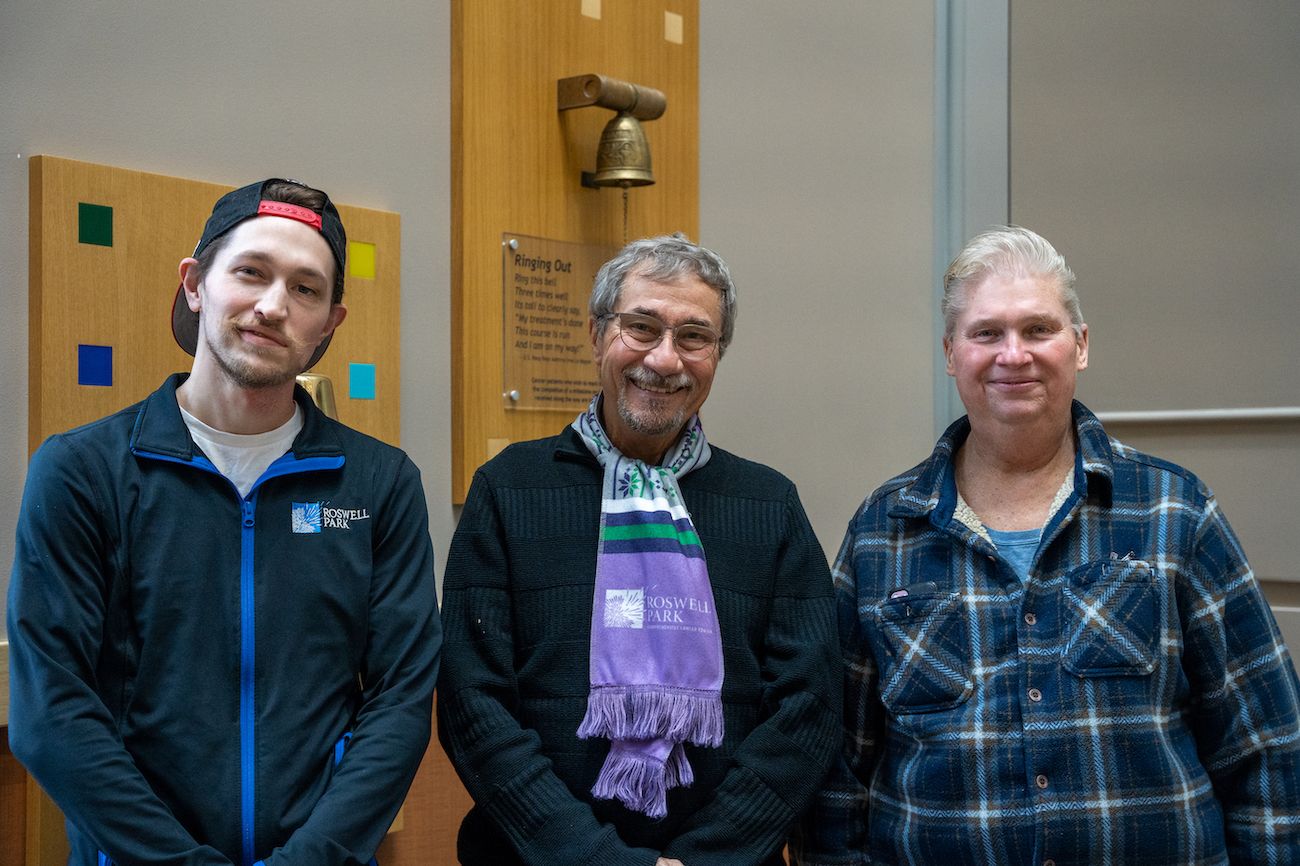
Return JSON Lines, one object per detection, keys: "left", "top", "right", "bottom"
{"left": 438, "top": 235, "right": 841, "bottom": 865}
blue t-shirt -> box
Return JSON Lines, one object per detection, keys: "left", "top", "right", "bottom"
{"left": 986, "top": 527, "right": 1041, "bottom": 582}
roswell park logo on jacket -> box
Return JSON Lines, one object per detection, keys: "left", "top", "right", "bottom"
{"left": 291, "top": 502, "right": 372, "bottom": 533}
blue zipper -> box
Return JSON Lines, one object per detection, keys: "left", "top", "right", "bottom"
{"left": 240, "top": 495, "right": 257, "bottom": 866}
{"left": 134, "top": 448, "right": 343, "bottom": 865}
{"left": 237, "top": 453, "right": 341, "bottom": 866}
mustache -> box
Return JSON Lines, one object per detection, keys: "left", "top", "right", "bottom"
{"left": 234, "top": 319, "right": 296, "bottom": 347}
{"left": 625, "top": 366, "right": 691, "bottom": 391}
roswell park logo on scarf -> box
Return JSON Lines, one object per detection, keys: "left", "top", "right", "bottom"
{"left": 604, "top": 589, "right": 714, "bottom": 630}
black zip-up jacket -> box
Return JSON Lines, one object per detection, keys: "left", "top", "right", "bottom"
{"left": 8, "top": 374, "right": 440, "bottom": 866}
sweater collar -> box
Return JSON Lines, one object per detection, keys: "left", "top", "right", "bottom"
{"left": 554, "top": 425, "right": 597, "bottom": 464}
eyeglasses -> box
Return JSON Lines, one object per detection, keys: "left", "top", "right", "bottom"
{"left": 601, "top": 312, "right": 722, "bottom": 361}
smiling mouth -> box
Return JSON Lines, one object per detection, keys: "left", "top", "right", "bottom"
{"left": 630, "top": 379, "right": 684, "bottom": 395}
{"left": 625, "top": 368, "right": 690, "bottom": 395}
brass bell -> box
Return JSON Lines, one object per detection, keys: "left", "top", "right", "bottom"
{"left": 295, "top": 373, "right": 339, "bottom": 419}
{"left": 590, "top": 112, "right": 654, "bottom": 188}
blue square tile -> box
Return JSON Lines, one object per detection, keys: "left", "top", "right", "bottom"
{"left": 78, "top": 344, "right": 113, "bottom": 386}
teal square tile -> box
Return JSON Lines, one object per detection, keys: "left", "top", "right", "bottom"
{"left": 78, "top": 203, "right": 113, "bottom": 247}
{"left": 349, "top": 363, "right": 376, "bottom": 400}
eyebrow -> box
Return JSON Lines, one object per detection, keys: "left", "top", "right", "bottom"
{"left": 626, "top": 306, "right": 717, "bottom": 328}
{"left": 965, "top": 312, "right": 1065, "bottom": 330}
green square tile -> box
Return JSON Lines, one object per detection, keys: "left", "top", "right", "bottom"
{"left": 78, "top": 202, "right": 113, "bottom": 247}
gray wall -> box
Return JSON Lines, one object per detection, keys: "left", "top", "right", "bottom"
{"left": 1011, "top": 2, "right": 1300, "bottom": 414}
{"left": 699, "top": 1, "right": 938, "bottom": 560}
{"left": 1008, "top": 0, "right": 1300, "bottom": 647}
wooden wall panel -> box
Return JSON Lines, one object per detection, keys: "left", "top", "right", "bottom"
{"left": 452, "top": 0, "right": 700, "bottom": 500}
{"left": 29, "top": 155, "right": 402, "bottom": 452}
{"left": 2, "top": 732, "right": 28, "bottom": 865}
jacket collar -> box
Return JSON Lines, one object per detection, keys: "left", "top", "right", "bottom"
{"left": 888, "top": 400, "right": 1115, "bottom": 521}
{"left": 129, "top": 373, "right": 344, "bottom": 460}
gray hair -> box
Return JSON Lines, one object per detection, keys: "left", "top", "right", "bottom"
{"left": 942, "top": 225, "right": 1082, "bottom": 340}
{"left": 590, "top": 233, "right": 738, "bottom": 356}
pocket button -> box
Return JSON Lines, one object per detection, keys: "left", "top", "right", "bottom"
{"left": 1028, "top": 687, "right": 1042, "bottom": 702}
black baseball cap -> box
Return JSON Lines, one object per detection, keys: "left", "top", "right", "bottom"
{"left": 171, "top": 178, "right": 347, "bottom": 370}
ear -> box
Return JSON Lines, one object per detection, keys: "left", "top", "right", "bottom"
{"left": 321, "top": 303, "right": 348, "bottom": 339}
{"left": 178, "top": 258, "right": 203, "bottom": 313}
{"left": 943, "top": 336, "right": 956, "bottom": 377}
{"left": 589, "top": 316, "right": 602, "bottom": 362}
{"left": 1075, "top": 323, "right": 1089, "bottom": 371}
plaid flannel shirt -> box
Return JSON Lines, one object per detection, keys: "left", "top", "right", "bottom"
{"left": 792, "top": 402, "right": 1300, "bottom": 865}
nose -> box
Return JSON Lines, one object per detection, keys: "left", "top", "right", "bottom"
{"left": 253, "top": 280, "right": 290, "bottom": 322}
{"left": 996, "top": 333, "right": 1030, "bottom": 366}
{"left": 640, "top": 331, "right": 686, "bottom": 375}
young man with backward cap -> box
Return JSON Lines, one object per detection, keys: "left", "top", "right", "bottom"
{"left": 8, "top": 178, "right": 441, "bottom": 865}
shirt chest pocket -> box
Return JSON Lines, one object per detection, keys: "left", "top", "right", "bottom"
{"left": 1061, "top": 560, "right": 1158, "bottom": 677}
{"left": 871, "top": 589, "right": 973, "bottom": 713}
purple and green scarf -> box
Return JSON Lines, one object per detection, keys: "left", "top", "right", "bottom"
{"left": 572, "top": 396, "right": 724, "bottom": 818}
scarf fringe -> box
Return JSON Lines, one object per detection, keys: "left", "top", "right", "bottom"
{"left": 578, "top": 686, "right": 724, "bottom": 746}
{"left": 665, "top": 742, "right": 694, "bottom": 788}
{"left": 591, "top": 744, "right": 698, "bottom": 819}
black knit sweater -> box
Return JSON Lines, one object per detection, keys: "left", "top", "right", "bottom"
{"left": 437, "top": 428, "right": 841, "bottom": 865}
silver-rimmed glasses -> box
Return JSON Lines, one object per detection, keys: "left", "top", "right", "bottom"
{"left": 600, "top": 312, "right": 721, "bottom": 361}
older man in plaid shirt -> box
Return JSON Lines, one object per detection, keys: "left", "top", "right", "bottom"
{"left": 793, "top": 226, "right": 1300, "bottom": 865}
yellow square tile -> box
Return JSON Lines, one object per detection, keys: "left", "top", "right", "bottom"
{"left": 349, "top": 241, "right": 376, "bottom": 279}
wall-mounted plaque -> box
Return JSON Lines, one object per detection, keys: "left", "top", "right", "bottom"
{"left": 502, "top": 233, "right": 616, "bottom": 411}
